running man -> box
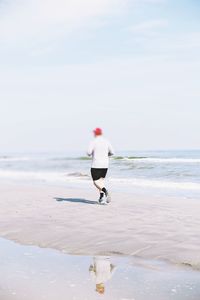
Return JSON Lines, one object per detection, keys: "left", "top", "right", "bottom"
{"left": 87, "top": 128, "right": 114, "bottom": 204}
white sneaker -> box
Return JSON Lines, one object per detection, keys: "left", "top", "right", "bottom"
{"left": 98, "top": 195, "right": 107, "bottom": 205}
{"left": 106, "top": 193, "right": 111, "bottom": 203}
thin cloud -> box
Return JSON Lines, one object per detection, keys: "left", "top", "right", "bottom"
{"left": 0, "top": 0, "right": 169, "bottom": 47}
{"left": 0, "top": 0, "right": 127, "bottom": 43}
{"left": 129, "top": 19, "right": 168, "bottom": 36}
{"left": 143, "top": 0, "right": 166, "bottom": 3}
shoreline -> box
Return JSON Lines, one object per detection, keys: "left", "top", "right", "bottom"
{"left": 0, "top": 181, "right": 200, "bottom": 270}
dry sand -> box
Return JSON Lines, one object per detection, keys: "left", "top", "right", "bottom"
{"left": 0, "top": 181, "right": 200, "bottom": 269}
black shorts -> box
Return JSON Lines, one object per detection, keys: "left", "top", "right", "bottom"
{"left": 91, "top": 168, "right": 108, "bottom": 181}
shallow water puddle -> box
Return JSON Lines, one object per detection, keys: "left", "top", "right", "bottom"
{"left": 0, "top": 238, "right": 200, "bottom": 300}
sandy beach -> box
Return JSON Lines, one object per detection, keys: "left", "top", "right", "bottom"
{"left": 0, "top": 181, "right": 200, "bottom": 269}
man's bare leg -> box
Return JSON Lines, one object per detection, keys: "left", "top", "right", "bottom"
{"left": 93, "top": 178, "right": 105, "bottom": 191}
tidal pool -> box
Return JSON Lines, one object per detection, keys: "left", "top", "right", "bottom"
{"left": 0, "top": 238, "right": 200, "bottom": 300}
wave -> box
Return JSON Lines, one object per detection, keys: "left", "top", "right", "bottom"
{"left": 112, "top": 157, "right": 200, "bottom": 164}
{"left": 141, "top": 158, "right": 200, "bottom": 164}
{"left": 51, "top": 156, "right": 91, "bottom": 161}
{"left": 0, "top": 169, "right": 199, "bottom": 191}
{"left": 78, "top": 156, "right": 91, "bottom": 160}
{"left": 3, "top": 155, "right": 200, "bottom": 164}
{"left": 0, "top": 170, "right": 91, "bottom": 183}
{"left": 0, "top": 156, "right": 30, "bottom": 162}
{"left": 0, "top": 170, "right": 64, "bottom": 182}
{"left": 67, "top": 172, "right": 90, "bottom": 178}
{"left": 113, "top": 156, "right": 147, "bottom": 160}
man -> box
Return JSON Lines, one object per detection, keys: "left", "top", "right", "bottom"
{"left": 87, "top": 128, "right": 114, "bottom": 204}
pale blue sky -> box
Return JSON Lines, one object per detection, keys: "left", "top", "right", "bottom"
{"left": 0, "top": 0, "right": 200, "bottom": 152}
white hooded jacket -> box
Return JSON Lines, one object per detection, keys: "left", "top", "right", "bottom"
{"left": 87, "top": 136, "right": 114, "bottom": 168}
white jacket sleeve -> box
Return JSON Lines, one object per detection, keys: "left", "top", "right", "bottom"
{"left": 87, "top": 141, "right": 94, "bottom": 156}
{"left": 108, "top": 142, "right": 114, "bottom": 156}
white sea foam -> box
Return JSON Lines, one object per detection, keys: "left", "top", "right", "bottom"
{"left": 0, "top": 156, "right": 30, "bottom": 162}
{"left": 0, "top": 170, "right": 58, "bottom": 180}
{"left": 67, "top": 172, "right": 90, "bottom": 178}
{"left": 0, "top": 170, "right": 90, "bottom": 184}
{"left": 109, "top": 177, "right": 200, "bottom": 190}
{"left": 0, "top": 170, "right": 76, "bottom": 184}
{"left": 0, "top": 169, "right": 200, "bottom": 192}
{"left": 122, "top": 157, "right": 200, "bottom": 164}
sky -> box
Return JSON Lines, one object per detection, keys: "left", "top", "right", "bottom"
{"left": 0, "top": 0, "right": 200, "bottom": 153}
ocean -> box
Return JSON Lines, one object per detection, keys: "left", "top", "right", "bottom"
{"left": 0, "top": 150, "right": 200, "bottom": 199}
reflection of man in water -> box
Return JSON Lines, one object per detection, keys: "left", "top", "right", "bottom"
{"left": 89, "top": 256, "right": 115, "bottom": 294}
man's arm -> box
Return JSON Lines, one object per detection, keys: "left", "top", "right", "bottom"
{"left": 108, "top": 142, "right": 114, "bottom": 156}
{"left": 87, "top": 142, "right": 94, "bottom": 156}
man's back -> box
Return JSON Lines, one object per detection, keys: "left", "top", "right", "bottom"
{"left": 87, "top": 136, "right": 114, "bottom": 168}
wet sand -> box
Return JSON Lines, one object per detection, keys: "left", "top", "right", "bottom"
{"left": 0, "top": 182, "right": 200, "bottom": 269}
{"left": 1, "top": 238, "right": 200, "bottom": 300}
